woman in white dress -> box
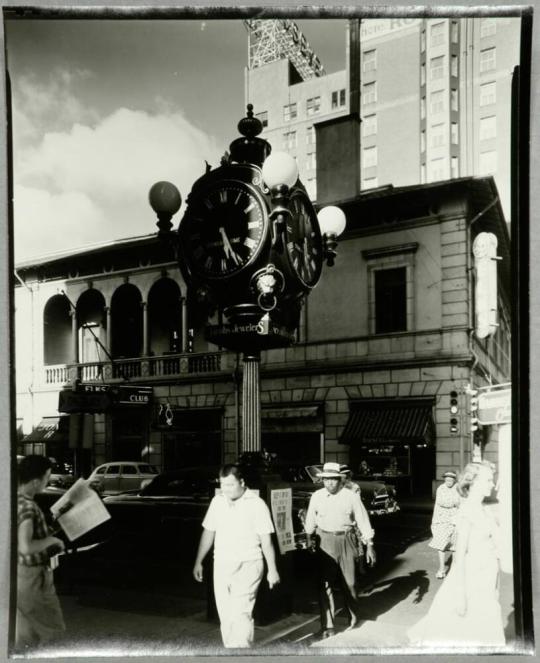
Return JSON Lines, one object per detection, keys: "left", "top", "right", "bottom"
{"left": 408, "top": 461, "right": 505, "bottom": 648}
{"left": 429, "top": 470, "right": 460, "bottom": 579}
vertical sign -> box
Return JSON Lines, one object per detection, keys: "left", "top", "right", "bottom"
{"left": 270, "top": 488, "right": 295, "bottom": 554}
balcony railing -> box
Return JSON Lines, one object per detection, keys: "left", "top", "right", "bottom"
{"left": 42, "top": 351, "right": 224, "bottom": 386}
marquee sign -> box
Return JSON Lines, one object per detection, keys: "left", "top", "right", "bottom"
{"left": 59, "top": 383, "right": 153, "bottom": 413}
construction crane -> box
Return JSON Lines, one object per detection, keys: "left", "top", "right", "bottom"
{"left": 244, "top": 19, "right": 325, "bottom": 80}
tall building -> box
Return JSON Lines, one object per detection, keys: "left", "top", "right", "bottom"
{"left": 244, "top": 17, "right": 521, "bottom": 221}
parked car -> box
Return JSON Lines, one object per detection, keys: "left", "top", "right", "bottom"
{"left": 48, "top": 461, "right": 76, "bottom": 489}
{"left": 87, "top": 461, "right": 159, "bottom": 495}
{"left": 280, "top": 463, "right": 400, "bottom": 517}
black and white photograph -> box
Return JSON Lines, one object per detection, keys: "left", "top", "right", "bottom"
{"left": 2, "top": 3, "right": 536, "bottom": 660}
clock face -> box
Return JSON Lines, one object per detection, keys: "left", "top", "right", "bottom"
{"left": 286, "top": 191, "right": 323, "bottom": 287}
{"left": 181, "top": 182, "right": 267, "bottom": 279}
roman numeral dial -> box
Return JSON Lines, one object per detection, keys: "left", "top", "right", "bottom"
{"left": 181, "top": 182, "right": 266, "bottom": 279}
{"left": 285, "top": 191, "right": 323, "bottom": 287}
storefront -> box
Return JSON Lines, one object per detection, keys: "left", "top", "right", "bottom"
{"left": 340, "top": 398, "right": 436, "bottom": 496}
{"left": 261, "top": 404, "right": 324, "bottom": 465}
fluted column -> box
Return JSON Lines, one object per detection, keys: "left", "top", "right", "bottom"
{"left": 181, "top": 296, "right": 188, "bottom": 352}
{"left": 70, "top": 309, "right": 78, "bottom": 363}
{"left": 141, "top": 301, "right": 149, "bottom": 355}
{"left": 105, "top": 306, "right": 111, "bottom": 355}
{"left": 241, "top": 353, "right": 261, "bottom": 452}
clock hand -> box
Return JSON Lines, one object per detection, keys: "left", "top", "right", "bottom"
{"left": 219, "top": 227, "right": 240, "bottom": 265}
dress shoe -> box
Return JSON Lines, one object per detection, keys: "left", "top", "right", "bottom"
{"left": 316, "top": 628, "right": 336, "bottom": 639}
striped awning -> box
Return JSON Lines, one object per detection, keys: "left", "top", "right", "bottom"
{"left": 23, "top": 417, "right": 69, "bottom": 443}
{"left": 340, "top": 399, "right": 434, "bottom": 445}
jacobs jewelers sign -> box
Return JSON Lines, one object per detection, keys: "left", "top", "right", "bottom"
{"left": 478, "top": 388, "right": 511, "bottom": 425}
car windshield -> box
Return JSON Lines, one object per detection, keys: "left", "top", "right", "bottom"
{"left": 141, "top": 473, "right": 218, "bottom": 497}
{"left": 305, "top": 465, "right": 324, "bottom": 483}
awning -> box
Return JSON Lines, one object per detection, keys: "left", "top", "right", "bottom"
{"left": 23, "top": 417, "right": 69, "bottom": 443}
{"left": 340, "top": 399, "right": 435, "bottom": 445}
{"left": 262, "top": 405, "right": 323, "bottom": 434}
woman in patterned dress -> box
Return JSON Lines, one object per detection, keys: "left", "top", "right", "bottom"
{"left": 429, "top": 470, "right": 461, "bottom": 578}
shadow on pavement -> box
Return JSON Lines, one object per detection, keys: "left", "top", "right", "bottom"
{"left": 356, "top": 569, "right": 431, "bottom": 621}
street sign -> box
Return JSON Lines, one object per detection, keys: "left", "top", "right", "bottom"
{"left": 477, "top": 388, "right": 511, "bottom": 425}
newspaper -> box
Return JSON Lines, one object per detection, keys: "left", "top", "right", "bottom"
{"left": 50, "top": 478, "right": 111, "bottom": 541}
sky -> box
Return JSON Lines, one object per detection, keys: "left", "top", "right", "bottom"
{"left": 5, "top": 17, "right": 347, "bottom": 263}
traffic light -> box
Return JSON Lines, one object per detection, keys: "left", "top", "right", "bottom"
{"left": 469, "top": 388, "right": 479, "bottom": 433}
{"left": 449, "top": 390, "right": 459, "bottom": 435}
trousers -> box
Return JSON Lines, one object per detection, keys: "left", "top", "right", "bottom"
{"left": 316, "top": 529, "right": 359, "bottom": 629}
{"left": 16, "top": 564, "right": 65, "bottom": 649}
{"left": 213, "top": 558, "right": 264, "bottom": 648}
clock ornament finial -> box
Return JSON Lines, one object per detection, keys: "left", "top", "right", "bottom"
{"left": 229, "top": 104, "right": 271, "bottom": 167}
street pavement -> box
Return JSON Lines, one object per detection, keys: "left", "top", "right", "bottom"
{"left": 14, "top": 503, "right": 518, "bottom": 658}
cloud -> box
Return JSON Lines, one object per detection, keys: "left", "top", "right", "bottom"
{"left": 13, "top": 78, "right": 222, "bottom": 263}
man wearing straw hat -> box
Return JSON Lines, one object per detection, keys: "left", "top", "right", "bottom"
{"left": 304, "top": 461, "right": 376, "bottom": 638}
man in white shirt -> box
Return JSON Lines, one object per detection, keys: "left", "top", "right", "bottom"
{"left": 304, "top": 461, "right": 376, "bottom": 638}
{"left": 193, "top": 464, "right": 280, "bottom": 648}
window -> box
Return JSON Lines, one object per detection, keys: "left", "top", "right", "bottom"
{"left": 307, "top": 151, "right": 316, "bottom": 170}
{"left": 480, "top": 115, "right": 496, "bottom": 140}
{"left": 480, "top": 81, "right": 496, "bottom": 106}
{"left": 283, "top": 103, "right": 297, "bottom": 122}
{"left": 363, "top": 82, "right": 377, "bottom": 105}
{"left": 421, "top": 163, "right": 427, "bottom": 183}
{"left": 283, "top": 130, "right": 297, "bottom": 150}
{"left": 363, "top": 49, "right": 377, "bottom": 72}
{"left": 421, "top": 96, "right": 426, "bottom": 119}
{"left": 363, "top": 177, "right": 379, "bottom": 189}
{"left": 480, "top": 18, "right": 496, "bottom": 38}
{"left": 431, "top": 157, "right": 446, "bottom": 180}
{"left": 451, "top": 55, "right": 458, "bottom": 77}
{"left": 306, "top": 96, "right": 321, "bottom": 116}
{"left": 451, "top": 156, "right": 459, "bottom": 178}
{"left": 375, "top": 268, "right": 407, "bottom": 333}
{"left": 362, "top": 114, "right": 377, "bottom": 137}
{"left": 479, "top": 150, "right": 497, "bottom": 174}
{"left": 480, "top": 48, "right": 496, "bottom": 72}
{"left": 306, "top": 125, "right": 316, "bottom": 145}
{"left": 421, "top": 63, "right": 426, "bottom": 86}
{"left": 431, "top": 22, "right": 445, "bottom": 47}
{"left": 96, "top": 466, "right": 106, "bottom": 475}
{"left": 421, "top": 130, "right": 426, "bottom": 152}
{"left": 431, "top": 56, "right": 444, "bottom": 80}
{"left": 451, "top": 88, "right": 458, "bottom": 111}
{"left": 431, "top": 123, "right": 445, "bottom": 148}
{"left": 431, "top": 90, "right": 445, "bottom": 114}
{"left": 331, "top": 89, "right": 346, "bottom": 109}
{"left": 121, "top": 465, "right": 138, "bottom": 475}
{"left": 451, "top": 21, "right": 459, "bottom": 43}
{"left": 421, "top": 30, "right": 426, "bottom": 52}
{"left": 451, "top": 122, "right": 459, "bottom": 144}
{"left": 256, "top": 111, "right": 268, "bottom": 128}
{"left": 106, "top": 465, "right": 120, "bottom": 475}
{"left": 363, "top": 146, "right": 378, "bottom": 168}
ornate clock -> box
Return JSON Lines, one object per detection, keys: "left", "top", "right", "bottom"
{"left": 285, "top": 189, "right": 323, "bottom": 288}
{"left": 179, "top": 180, "right": 268, "bottom": 280}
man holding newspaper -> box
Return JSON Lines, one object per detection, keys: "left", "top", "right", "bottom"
{"left": 16, "top": 455, "right": 111, "bottom": 650}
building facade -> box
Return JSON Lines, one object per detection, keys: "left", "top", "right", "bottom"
{"left": 245, "top": 17, "right": 521, "bottom": 221}
{"left": 14, "top": 175, "right": 511, "bottom": 496}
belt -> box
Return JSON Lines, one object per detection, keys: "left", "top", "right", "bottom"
{"left": 318, "top": 528, "right": 352, "bottom": 536}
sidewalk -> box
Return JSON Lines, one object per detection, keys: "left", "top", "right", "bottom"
{"left": 311, "top": 536, "right": 516, "bottom": 652}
